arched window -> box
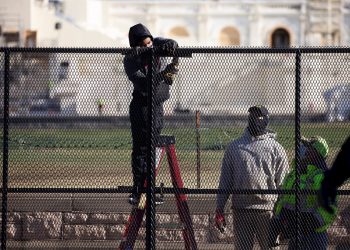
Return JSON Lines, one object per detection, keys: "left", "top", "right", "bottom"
{"left": 271, "top": 28, "right": 290, "bottom": 48}
{"left": 168, "top": 26, "right": 190, "bottom": 38}
{"left": 219, "top": 27, "right": 240, "bottom": 46}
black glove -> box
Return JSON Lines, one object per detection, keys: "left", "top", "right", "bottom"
{"left": 161, "top": 40, "right": 178, "bottom": 56}
{"left": 318, "top": 177, "right": 337, "bottom": 213}
{"left": 162, "top": 62, "right": 179, "bottom": 85}
{"left": 164, "top": 62, "right": 179, "bottom": 74}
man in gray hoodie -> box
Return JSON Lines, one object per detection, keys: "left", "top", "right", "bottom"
{"left": 215, "top": 105, "right": 289, "bottom": 250}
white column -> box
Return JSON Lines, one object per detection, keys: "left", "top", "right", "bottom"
{"left": 340, "top": 0, "right": 346, "bottom": 45}
{"left": 327, "top": 0, "right": 333, "bottom": 45}
{"left": 248, "top": 5, "right": 259, "bottom": 46}
{"left": 299, "top": 1, "right": 307, "bottom": 46}
{"left": 86, "top": 0, "right": 102, "bottom": 29}
{"left": 197, "top": 6, "right": 208, "bottom": 45}
{"left": 146, "top": 3, "right": 157, "bottom": 33}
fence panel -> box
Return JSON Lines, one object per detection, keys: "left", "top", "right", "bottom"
{"left": 154, "top": 49, "right": 296, "bottom": 249}
{"left": 8, "top": 52, "right": 134, "bottom": 189}
{"left": 300, "top": 52, "right": 350, "bottom": 249}
{"left": 3, "top": 50, "right": 142, "bottom": 249}
{"left": 0, "top": 48, "right": 349, "bottom": 249}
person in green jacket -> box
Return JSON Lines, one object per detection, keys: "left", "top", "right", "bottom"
{"left": 270, "top": 136, "right": 337, "bottom": 250}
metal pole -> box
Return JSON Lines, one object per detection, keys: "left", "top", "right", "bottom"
{"left": 295, "top": 49, "right": 301, "bottom": 250}
{"left": 1, "top": 49, "right": 10, "bottom": 250}
{"left": 195, "top": 110, "right": 201, "bottom": 189}
{"left": 146, "top": 48, "right": 156, "bottom": 250}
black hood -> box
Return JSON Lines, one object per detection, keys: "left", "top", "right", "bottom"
{"left": 128, "top": 23, "right": 153, "bottom": 47}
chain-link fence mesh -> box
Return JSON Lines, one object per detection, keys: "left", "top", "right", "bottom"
{"left": 0, "top": 47, "right": 349, "bottom": 249}
{"left": 8, "top": 51, "right": 132, "bottom": 189}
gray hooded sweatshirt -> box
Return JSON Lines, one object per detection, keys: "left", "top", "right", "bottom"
{"left": 216, "top": 128, "right": 289, "bottom": 211}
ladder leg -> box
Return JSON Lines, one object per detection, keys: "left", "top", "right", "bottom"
{"left": 166, "top": 144, "right": 198, "bottom": 250}
{"left": 119, "top": 147, "right": 166, "bottom": 250}
{"left": 119, "top": 208, "right": 145, "bottom": 250}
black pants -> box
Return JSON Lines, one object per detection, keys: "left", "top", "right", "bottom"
{"left": 129, "top": 99, "right": 164, "bottom": 191}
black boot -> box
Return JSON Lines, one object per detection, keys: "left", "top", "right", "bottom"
{"left": 128, "top": 185, "right": 141, "bottom": 205}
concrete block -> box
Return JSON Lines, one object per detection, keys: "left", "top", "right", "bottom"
{"left": 88, "top": 213, "right": 126, "bottom": 224}
{"left": 63, "top": 225, "right": 106, "bottom": 240}
{"left": 63, "top": 212, "right": 88, "bottom": 224}
{"left": 22, "top": 212, "right": 62, "bottom": 240}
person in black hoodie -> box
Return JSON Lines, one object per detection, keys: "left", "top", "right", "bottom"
{"left": 319, "top": 136, "right": 350, "bottom": 213}
{"left": 124, "top": 23, "right": 179, "bottom": 205}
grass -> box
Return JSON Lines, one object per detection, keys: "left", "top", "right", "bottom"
{"left": 2, "top": 122, "right": 349, "bottom": 189}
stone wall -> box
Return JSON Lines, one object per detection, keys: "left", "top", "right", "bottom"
{"left": 1, "top": 193, "right": 350, "bottom": 249}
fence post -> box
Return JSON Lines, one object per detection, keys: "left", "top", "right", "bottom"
{"left": 1, "top": 48, "right": 10, "bottom": 250}
{"left": 146, "top": 48, "right": 156, "bottom": 250}
{"left": 196, "top": 110, "right": 201, "bottom": 189}
{"left": 295, "top": 49, "right": 301, "bottom": 250}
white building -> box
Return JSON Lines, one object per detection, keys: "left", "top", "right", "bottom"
{"left": 1, "top": 0, "right": 350, "bottom": 116}
{"left": 1, "top": 0, "right": 350, "bottom": 48}
{"left": 93, "top": 0, "right": 350, "bottom": 47}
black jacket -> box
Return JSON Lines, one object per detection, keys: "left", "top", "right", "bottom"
{"left": 124, "top": 24, "right": 176, "bottom": 105}
{"left": 325, "top": 136, "right": 350, "bottom": 188}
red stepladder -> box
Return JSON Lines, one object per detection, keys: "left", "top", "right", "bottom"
{"left": 119, "top": 135, "right": 198, "bottom": 250}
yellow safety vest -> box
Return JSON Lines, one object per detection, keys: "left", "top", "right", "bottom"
{"left": 275, "top": 164, "right": 337, "bottom": 233}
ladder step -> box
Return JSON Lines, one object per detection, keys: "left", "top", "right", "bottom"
{"left": 156, "top": 135, "right": 175, "bottom": 147}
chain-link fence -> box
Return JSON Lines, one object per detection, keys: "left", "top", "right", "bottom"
{"left": 0, "top": 47, "right": 350, "bottom": 249}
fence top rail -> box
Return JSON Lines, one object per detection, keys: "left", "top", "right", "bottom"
{"left": 0, "top": 47, "right": 350, "bottom": 54}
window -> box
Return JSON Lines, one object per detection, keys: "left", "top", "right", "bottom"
{"left": 271, "top": 28, "right": 290, "bottom": 48}
{"left": 168, "top": 26, "right": 190, "bottom": 38}
{"left": 59, "top": 61, "right": 69, "bottom": 80}
{"left": 219, "top": 27, "right": 240, "bottom": 46}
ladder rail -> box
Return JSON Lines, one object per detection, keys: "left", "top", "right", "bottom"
{"left": 166, "top": 143, "right": 198, "bottom": 250}
{"left": 119, "top": 136, "right": 198, "bottom": 250}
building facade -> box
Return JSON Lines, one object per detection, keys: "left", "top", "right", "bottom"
{"left": 1, "top": 0, "right": 350, "bottom": 47}
{"left": 1, "top": 0, "right": 350, "bottom": 116}
{"left": 62, "top": 0, "right": 350, "bottom": 48}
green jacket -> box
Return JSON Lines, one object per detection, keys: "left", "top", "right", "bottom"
{"left": 275, "top": 163, "right": 337, "bottom": 233}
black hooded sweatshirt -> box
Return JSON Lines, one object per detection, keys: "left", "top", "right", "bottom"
{"left": 325, "top": 136, "right": 350, "bottom": 188}
{"left": 124, "top": 23, "right": 176, "bottom": 105}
